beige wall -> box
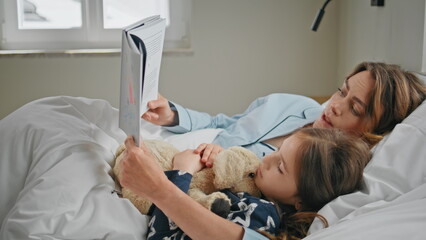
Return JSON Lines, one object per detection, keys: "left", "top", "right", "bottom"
{"left": 0, "top": 0, "right": 338, "bottom": 119}
{"left": 1, "top": 0, "right": 424, "bottom": 120}
{"left": 336, "top": 0, "right": 425, "bottom": 84}
{"left": 0, "top": 56, "right": 121, "bottom": 118}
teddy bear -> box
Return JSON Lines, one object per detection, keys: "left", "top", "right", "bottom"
{"left": 113, "top": 140, "right": 261, "bottom": 217}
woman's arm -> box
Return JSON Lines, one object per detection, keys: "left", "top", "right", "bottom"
{"left": 141, "top": 93, "right": 274, "bottom": 134}
{"left": 153, "top": 179, "right": 244, "bottom": 240}
{"left": 119, "top": 136, "right": 245, "bottom": 240}
{"left": 147, "top": 170, "right": 193, "bottom": 239}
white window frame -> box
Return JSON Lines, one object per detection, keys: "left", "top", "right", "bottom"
{"left": 0, "top": 0, "right": 191, "bottom": 51}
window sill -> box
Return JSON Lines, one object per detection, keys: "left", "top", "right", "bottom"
{"left": 0, "top": 48, "right": 194, "bottom": 58}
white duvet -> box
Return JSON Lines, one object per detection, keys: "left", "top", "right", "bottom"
{"left": 0, "top": 95, "right": 425, "bottom": 240}
{"left": 0, "top": 96, "right": 220, "bottom": 239}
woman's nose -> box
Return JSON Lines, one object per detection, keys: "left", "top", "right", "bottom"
{"left": 330, "top": 101, "right": 343, "bottom": 116}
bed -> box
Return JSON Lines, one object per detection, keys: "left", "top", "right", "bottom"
{"left": 0, "top": 90, "right": 425, "bottom": 239}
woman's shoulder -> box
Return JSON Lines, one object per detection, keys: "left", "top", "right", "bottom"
{"left": 263, "top": 93, "right": 320, "bottom": 106}
{"left": 255, "top": 94, "right": 322, "bottom": 116}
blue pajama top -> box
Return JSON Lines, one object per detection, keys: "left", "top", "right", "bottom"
{"left": 164, "top": 93, "right": 323, "bottom": 158}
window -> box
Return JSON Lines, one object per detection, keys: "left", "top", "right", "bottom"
{"left": 0, "top": 0, "right": 191, "bottom": 50}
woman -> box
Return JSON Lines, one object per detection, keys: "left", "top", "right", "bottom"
{"left": 119, "top": 128, "right": 371, "bottom": 240}
{"left": 142, "top": 62, "right": 426, "bottom": 163}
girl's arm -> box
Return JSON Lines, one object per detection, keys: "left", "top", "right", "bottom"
{"left": 119, "top": 136, "right": 245, "bottom": 240}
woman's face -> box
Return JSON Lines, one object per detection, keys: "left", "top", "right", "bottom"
{"left": 255, "top": 134, "right": 301, "bottom": 206}
{"left": 313, "top": 70, "right": 378, "bottom": 134}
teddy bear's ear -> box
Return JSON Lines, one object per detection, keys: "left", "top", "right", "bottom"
{"left": 212, "top": 147, "right": 260, "bottom": 190}
{"left": 115, "top": 144, "right": 126, "bottom": 157}
{"left": 113, "top": 144, "right": 127, "bottom": 183}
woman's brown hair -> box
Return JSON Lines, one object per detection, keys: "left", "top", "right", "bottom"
{"left": 261, "top": 128, "right": 371, "bottom": 240}
{"left": 347, "top": 62, "right": 426, "bottom": 145}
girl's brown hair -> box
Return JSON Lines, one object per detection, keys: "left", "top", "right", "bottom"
{"left": 262, "top": 128, "right": 371, "bottom": 240}
{"left": 348, "top": 62, "right": 426, "bottom": 146}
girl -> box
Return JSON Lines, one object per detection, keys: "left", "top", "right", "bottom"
{"left": 119, "top": 128, "right": 371, "bottom": 240}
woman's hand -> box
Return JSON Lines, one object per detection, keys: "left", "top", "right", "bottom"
{"left": 194, "top": 143, "right": 224, "bottom": 167}
{"left": 141, "top": 94, "right": 177, "bottom": 126}
{"left": 173, "top": 150, "right": 204, "bottom": 175}
{"left": 120, "top": 139, "right": 245, "bottom": 240}
{"left": 118, "top": 136, "right": 170, "bottom": 201}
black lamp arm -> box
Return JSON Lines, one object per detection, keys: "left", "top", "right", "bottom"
{"left": 311, "top": 0, "right": 332, "bottom": 31}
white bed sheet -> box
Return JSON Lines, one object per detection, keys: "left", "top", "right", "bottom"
{"left": 1, "top": 95, "right": 425, "bottom": 240}
{"left": 0, "top": 96, "right": 220, "bottom": 239}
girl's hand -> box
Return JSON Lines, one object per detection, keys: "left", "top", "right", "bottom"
{"left": 194, "top": 143, "right": 224, "bottom": 167}
{"left": 173, "top": 150, "right": 204, "bottom": 175}
{"left": 141, "top": 94, "right": 177, "bottom": 126}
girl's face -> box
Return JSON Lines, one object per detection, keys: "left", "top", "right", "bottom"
{"left": 313, "top": 70, "right": 379, "bottom": 135}
{"left": 255, "top": 134, "right": 301, "bottom": 206}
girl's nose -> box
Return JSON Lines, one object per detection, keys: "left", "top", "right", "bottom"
{"left": 262, "top": 157, "right": 271, "bottom": 169}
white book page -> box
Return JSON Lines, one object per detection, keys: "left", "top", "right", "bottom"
{"left": 119, "top": 16, "right": 165, "bottom": 146}
{"left": 131, "top": 21, "right": 165, "bottom": 115}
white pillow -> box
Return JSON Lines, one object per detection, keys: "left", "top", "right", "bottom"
{"left": 308, "top": 99, "right": 426, "bottom": 235}
{"left": 415, "top": 72, "right": 426, "bottom": 84}
{"left": 164, "top": 128, "right": 223, "bottom": 151}
{"left": 139, "top": 120, "right": 222, "bottom": 151}
{"left": 321, "top": 99, "right": 329, "bottom": 108}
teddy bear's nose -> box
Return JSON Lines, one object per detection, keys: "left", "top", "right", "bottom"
{"left": 248, "top": 172, "right": 255, "bottom": 178}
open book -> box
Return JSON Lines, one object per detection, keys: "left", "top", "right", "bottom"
{"left": 119, "top": 15, "right": 166, "bottom": 146}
